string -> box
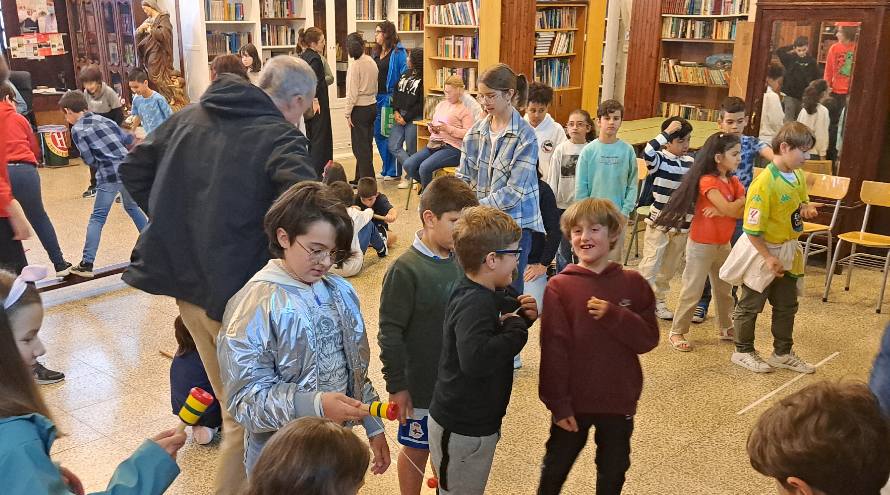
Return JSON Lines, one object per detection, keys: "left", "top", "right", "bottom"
{"left": 370, "top": 415, "right": 429, "bottom": 479}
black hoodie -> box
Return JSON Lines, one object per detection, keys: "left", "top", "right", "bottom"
{"left": 120, "top": 74, "right": 315, "bottom": 321}
{"left": 776, "top": 45, "right": 820, "bottom": 99}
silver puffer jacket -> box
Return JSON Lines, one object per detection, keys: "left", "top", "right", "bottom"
{"left": 217, "top": 260, "right": 382, "bottom": 439}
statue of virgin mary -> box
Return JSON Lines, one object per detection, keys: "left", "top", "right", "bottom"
{"left": 136, "top": 0, "right": 188, "bottom": 109}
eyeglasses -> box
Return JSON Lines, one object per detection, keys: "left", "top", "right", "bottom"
{"left": 294, "top": 238, "right": 346, "bottom": 264}
{"left": 493, "top": 248, "right": 523, "bottom": 259}
{"left": 374, "top": 29, "right": 382, "bottom": 34}
{"left": 478, "top": 91, "right": 504, "bottom": 103}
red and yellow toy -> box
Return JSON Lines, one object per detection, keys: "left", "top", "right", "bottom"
{"left": 365, "top": 401, "right": 399, "bottom": 421}
{"left": 175, "top": 387, "right": 215, "bottom": 433}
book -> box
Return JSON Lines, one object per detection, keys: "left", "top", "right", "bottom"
{"left": 357, "top": 0, "right": 378, "bottom": 20}
{"left": 261, "top": 0, "right": 300, "bottom": 18}
{"left": 659, "top": 101, "right": 721, "bottom": 121}
{"left": 437, "top": 35, "right": 478, "bottom": 59}
{"left": 261, "top": 23, "right": 297, "bottom": 46}
{"left": 400, "top": 0, "right": 424, "bottom": 8}
{"left": 428, "top": 0, "right": 479, "bottom": 26}
{"left": 398, "top": 12, "right": 423, "bottom": 31}
{"left": 662, "top": 0, "right": 750, "bottom": 16}
{"left": 661, "top": 17, "right": 739, "bottom": 40}
{"left": 536, "top": 7, "right": 577, "bottom": 29}
{"left": 207, "top": 31, "right": 252, "bottom": 57}
{"left": 436, "top": 67, "right": 477, "bottom": 91}
{"left": 534, "top": 58, "right": 571, "bottom": 88}
{"left": 206, "top": 0, "right": 245, "bottom": 21}
{"left": 659, "top": 58, "right": 729, "bottom": 86}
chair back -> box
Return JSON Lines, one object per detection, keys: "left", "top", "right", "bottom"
{"left": 803, "top": 159, "right": 832, "bottom": 175}
{"left": 753, "top": 166, "right": 764, "bottom": 178}
{"left": 636, "top": 158, "right": 648, "bottom": 181}
{"left": 861, "top": 181, "right": 890, "bottom": 208}
{"left": 807, "top": 173, "right": 850, "bottom": 201}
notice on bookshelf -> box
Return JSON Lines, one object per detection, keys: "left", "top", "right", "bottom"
{"left": 261, "top": 0, "right": 300, "bottom": 18}
{"left": 661, "top": 17, "right": 741, "bottom": 41}
{"left": 536, "top": 6, "right": 577, "bottom": 29}
{"left": 262, "top": 24, "right": 297, "bottom": 47}
{"left": 206, "top": 0, "right": 245, "bottom": 21}
{"left": 534, "top": 58, "right": 571, "bottom": 88}
{"left": 663, "top": 0, "right": 749, "bottom": 16}
{"left": 535, "top": 31, "right": 574, "bottom": 56}
{"left": 437, "top": 34, "right": 478, "bottom": 59}
{"left": 207, "top": 31, "right": 252, "bottom": 58}
{"left": 427, "top": 0, "right": 479, "bottom": 27}
{"left": 436, "top": 67, "right": 478, "bottom": 91}
{"left": 399, "top": 12, "right": 423, "bottom": 31}
{"left": 659, "top": 58, "right": 728, "bottom": 86}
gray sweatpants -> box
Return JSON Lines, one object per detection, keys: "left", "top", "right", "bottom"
{"left": 429, "top": 415, "right": 500, "bottom": 495}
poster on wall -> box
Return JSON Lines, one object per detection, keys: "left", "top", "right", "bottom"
{"left": 8, "top": 33, "right": 67, "bottom": 60}
{"left": 16, "top": 0, "right": 59, "bottom": 33}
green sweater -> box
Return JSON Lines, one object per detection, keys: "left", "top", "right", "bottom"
{"left": 378, "top": 246, "right": 462, "bottom": 409}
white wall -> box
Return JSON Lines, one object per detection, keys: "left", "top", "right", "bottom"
{"left": 176, "top": 0, "right": 211, "bottom": 101}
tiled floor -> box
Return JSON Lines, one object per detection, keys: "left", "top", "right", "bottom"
{"left": 26, "top": 161, "right": 890, "bottom": 494}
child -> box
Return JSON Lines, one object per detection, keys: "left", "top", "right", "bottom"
{"left": 217, "top": 182, "right": 390, "bottom": 474}
{"left": 355, "top": 177, "right": 398, "bottom": 246}
{"left": 60, "top": 91, "right": 148, "bottom": 278}
{"left": 574, "top": 99, "right": 637, "bottom": 261}
{"left": 525, "top": 82, "right": 566, "bottom": 179}
{"left": 723, "top": 122, "right": 819, "bottom": 373}
{"left": 775, "top": 36, "right": 820, "bottom": 122}
{"left": 537, "top": 198, "right": 658, "bottom": 495}
{"left": 322, "top": 161, "right": 349, "bottom": 185}
{"left": 747, "top": 381, "right": 890, "bottom": 495}
{"left": 546, "top": 109, "right": 594, "bottom": 271}
{"left": 329, "top": 180, "right": 386, "bottom": 277}
{"left": 128, "top": 69, "right": 173, "bottom": 136}
{"left": 797, "top": 79, "right": 830, "bottom": 159}
{"left": 378, "top": 176, "right": 478, "bottom": 494}
{"left": 79, "top": 65, "right": 124, "bottom": 198}
{"left": 758, "top": 64, "right": 786, "bottom": 146}
{"left": 170, "top": 316, "right": 221, "bottom": 445}
{"left": 391, "top": 47, "right": 424, "bottom": 189}
{"left": 239, "top": 43, "right": 263, "bottom": 84}
{"left": 824, "top": 24, "right": 858, "bottom": 160}
{"left": 246, "top": 417, "right": 370, "bottom": 495}
{"left": 428, "top": 205, "right": 538, "bottom": 494}
{"left": 657, "top": 133, "right": 744, "bottom": 351}
{"left": 0, "top": 265, "right": 186, "bottom": 493}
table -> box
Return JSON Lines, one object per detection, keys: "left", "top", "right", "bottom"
{"left": 619, "top": 118, "right": 720, "bottom": 150}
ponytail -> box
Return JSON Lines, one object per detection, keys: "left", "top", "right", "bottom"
{"left": 297, "top": 27, "right": 323, "bottom": 55}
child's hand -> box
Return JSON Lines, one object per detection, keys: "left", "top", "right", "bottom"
{"left": 517, "top": 294, "right": 539, "bottom": 322}
{"left": 321, "top": 392, "right": 368, "bottom": 423}
{"left": 369, "top": 433, "right": 391, "bottom": 475}
{"left": 665, "top": 120, "right": 683, "bottom": 136}
{"left": 59, "top": 466, "right": 84, "bottom": 495}
{"left": 151, "top": 428, "right": 187, "bottom": 460}
{"left": 702, "top": 206, "right": 721, "bottom": 218}
{"left": 555, "top": 416, "right": 579, "bottom": 432}
{"left": 524, "top": 263, "right": 548, "bottom": 282}
{"left": 389, "top": 390, "right": 413, "bottom": 425}
{"left": 765, "top": 254, "right": 785, "bottom": 276}
{"left": 587, "top": 297, "right": 610, "bottom": 319}
{"left": 801, "top": 202, "right": 821, "bottom": 219}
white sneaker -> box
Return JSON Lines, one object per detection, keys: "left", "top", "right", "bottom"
{"left": 767, "top": 352, "right": 815, "bottom": 374}
{"left": 655, "top": 301, "right": 674, "bottom": 320}
{"left": 397, "top": 179, "right": 412, "bottom": 189}
{"left": 191, "top": 425, "right": 218, "bottom": 445}
{"left": 382, "top": 175, "right": 397, "bottom": 181}
{"left": 692, "top": 306, "right": 706, "bottom": 324}
{"left": 375, "top": 173, "right": 385, "bottom": 180}
{"left": 731, "top": 351, "right": 774, "bottom": 373}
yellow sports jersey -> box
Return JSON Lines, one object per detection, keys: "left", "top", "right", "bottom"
{"left": 743, "top": 163, "right": 809, "bottom": 245}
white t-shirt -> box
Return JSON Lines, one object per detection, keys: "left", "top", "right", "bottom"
{"left": 797, "top": 103, "right": 829, "bottom": 158}
{"left": 546, "top": 140, "right": 587, "bottom": 209}
{"left": 758, "top": 86, "right": 785, "bottom": 145}
{"left": 330, "top": 206, "right": 374, "bottom": 277}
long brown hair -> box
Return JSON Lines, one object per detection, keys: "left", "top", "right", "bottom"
{"left": 479, "top": 63, "right": 529, "bottom": 110}
{"left": 802, "top": 79, "right": 828, "bottom": 115}
{"left": 297, "top": 27, "right": 324, "bottom": 55}
{"left": 376, "top": 20, "right": 399, "bottom": 53}
{"left": 246, "top": 417, "right": 370, "bottom": 495}
{"left": 238, "top": 43, "right": 262, "bottom": 73}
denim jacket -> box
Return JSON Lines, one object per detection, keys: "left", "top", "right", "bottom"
{"left": 458, "top": 108, "right": 544, "bottom": 233}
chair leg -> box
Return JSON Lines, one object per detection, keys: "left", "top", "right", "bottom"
{"left": 802, "top": 233, "right": 814, "bottom": 271}
{"left": 878, "top": 253, "right": 890, "bottom": 314}
{"left": 845, "top": 244, "right": 858, "bottom": 291}
{"left": 623, "top": 212, "right": 639, "bottom": 266}
{"left": 823, "top": 239, "right": 843, "bottom": 302}
{"left": 404, "top": 179, "right": 415, "bottom": 210}
{"left": 824, "top": 232, "right": 833, "bottom": 278}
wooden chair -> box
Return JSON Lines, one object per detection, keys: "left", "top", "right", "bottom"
{"left": 803, "top": 159, "right": 833, "bottom": 175}
{"left": 798, "top": 173, "right": 850, "bottom": 278}
{"left": 822, "top": 181, "right": 890, "bottom": 313}
{"left": 752, "top": 166, "right": 764, "bottom": 179}
{"left": 623, "top": 158, "right": 650, "bottom": 265}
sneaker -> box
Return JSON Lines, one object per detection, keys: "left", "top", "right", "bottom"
{"left": 655, "top": 301, "right": 674, "bottom": 320}
{"left": 513, "top": 354, "right": 522, "bottom": 370}
{"left": 692, "top": 306, "right": 707, "bottom": 324}
{"left": 377, "top": 230, "right": 389, "bottom": 258}
{"left": 731, "top": 351, "right": 774, "bottom": 373}
{"left": 767, "top": 352, "right": 816, "bottom": 374}
{"left": 54, "top": 261, "right": 72, "bottom": 278}
{"left": 375, "top": 173, "right": 385, "bottom": 180}
{"left": 82, "top": 186, "right": 96, "bottom": 198}
{"left": 397, "top": 179, "right": 412, "bottom": 189}
{"left": 34, "top": 362, "right": 65, "bottom": 384}
{"left": 382, "top": 175, "right": 397, "bottom": 181}
{"left": 191, "top": 426, "right": 218, "bottom": 445}
{"left": 70, "top": 261, "right": 95, "bottom": 278}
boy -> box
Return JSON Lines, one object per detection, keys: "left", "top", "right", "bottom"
{"left": 525, "top": 82, "right": 566, "bottom": 178}
{"left": 730, "top": 122, "right": 819, "bottom": 374}
{"left": 428, "top": 205, "right": 538, "bottom": 494}
{"left": 128, "top": 69, "right": 173, "bottom": 135}
{"left": 537, "top": 198, "right": 658, "bottom": 495}
{"left": 824, "top": 24, "right": 858, "bottom": 160}
{"left": 355, "top": 176, "right": 398, "bottom": 246}
{"left": 637, "top": 117, "right": 693, "bottom": 320}
{"left": 747, "top": 381, "right": 890, "bottom": 495}
{"left": 759, "top": 64, "right": 786, "bottom": 146}
{"left": 79, "top": 65, "right": 124, "bottom": 198}
{"left": 378, "top": 176, "right": 478, "bottom": 494}
{"left": 574, "top": 99, "right": 637, "bottom": 261}
{"left": 59, "top": 91, "right": 148, "bottom": 277}
{"left": 328, "top": 181, "right": 386, "bottom": 277}
{"left": 775, "top": 36, "right": 820, "bottom": 122}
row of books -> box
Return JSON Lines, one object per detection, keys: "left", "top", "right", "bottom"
{"left": 356, "top": 0, "right": 379, "bottom": 20}
{"left": 660, "top": 101, "right": 721, "bottom": 121}
{"left": 261, "top": 0, "right": 300, "bottom": 18}
{"left": 659, "top": 58, "right": 729, "bottom": 86}
{"left": 662, "top": 17, "right": 739, "bottom": 40}
{"left": 399, "top": 0, "right": 423, "bottom": 8}
{"left": 428, "top": 0, "right": 479, "bottom": 26}
{"left": 536, "top": 7, "right": 577, "bottom": 30}
{"left": 436, "top": 35, "right": 478, "bottom": 59}
{"left": 662, "top": 0, "right": 750, "bottom": 16}
{"left": 398, "top": 12, "right": 423, "bottom": 31}
{"left": 535, "top": 31, "right": 575, "bottom": 55}
{"left": 261, "top": 24, "right": 297, "bottom": 46}
{"left": 207, "top": 31, "right": 252, "bottom": 57}
{"left": 206, "top": 0, "right": 244, "bottom": 21}
{"left": 423, "top": 94, "right": 444, "bottom": 120}
{"left": 534, "top": 58, "right": 571, "bottom": 88}
{"left": 435, "top": 67, "right": 478, "bottom": 92}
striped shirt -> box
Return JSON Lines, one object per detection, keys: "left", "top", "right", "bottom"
{"left": 643, "top": 131, "right": 694, "bottom": 232}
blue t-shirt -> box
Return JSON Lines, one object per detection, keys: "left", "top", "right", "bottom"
{"left": 737, "top": 135, "right": 769, "bottom": 188}
{"left": 132, "top": 91, "right": 173, "bottom": 134}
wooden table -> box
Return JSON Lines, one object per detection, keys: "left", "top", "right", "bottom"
{"left": 619, "top": 118, "right": 719, "bottom": 150}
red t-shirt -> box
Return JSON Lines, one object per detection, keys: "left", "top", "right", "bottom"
{"left": 5, "top": 110, "right": 39, "bottom": 165}
{"left": 689, "top": 174, "right": 745, "bottom": 244}
{"left": 824, "top": 41, "right": 855, "bottom": 95}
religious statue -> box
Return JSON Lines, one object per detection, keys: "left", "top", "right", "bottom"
{"left": 136, "top": 0, "right": 189, "bottom": 110}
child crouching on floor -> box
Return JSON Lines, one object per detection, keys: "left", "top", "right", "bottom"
{"left": 328, "top": 181, "right": 387, "bottom": 277}
{"left": 171, "top": 316, "right": 221, "bottom": 445}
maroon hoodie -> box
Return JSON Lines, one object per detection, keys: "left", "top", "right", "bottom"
{"left": 539, "top": 262, "right": 659, "bottom": 420}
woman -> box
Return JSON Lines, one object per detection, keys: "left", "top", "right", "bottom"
{"left": 390, "top": 47, "right": 424, "bottom": 189}
{"left": 797, "top": 79, "right": 830, "bottom": 159}
{"left": 298, "top": 27, "right": 334, "bottom": 179}
{"left": 239, "top": 43, "right": 262, "bottom": 84}
{"left": 345, "top": 32, "right": 378, "bottom": 182}
{"left": 457, "top": 63, "right": 543, "bottom": 294}
{"left": 403, "top": 75, "right": 471, "bottom": 189}
{"left": 373, "top": 21, "right": 408, "bottom": 180}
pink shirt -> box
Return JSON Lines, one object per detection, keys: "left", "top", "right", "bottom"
{"left": 430, "top": 100, "right": 473, "bottom": 150}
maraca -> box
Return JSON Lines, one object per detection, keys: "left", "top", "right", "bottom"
{"left": 175, "top": 387, "right": 215, "bottom": 433}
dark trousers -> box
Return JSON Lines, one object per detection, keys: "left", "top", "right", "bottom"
{"left": 537, "top": 414, "right": 634, "bottom": 495}
{"left": 88, "top": 165, "right": 97, "bottom": 188}
{"left": 0, "top": 218, "right": 28, "bottom": 274}
{"left": 827, "top": 92, "right": 847, "bottom": 161}
{"left": 8, "top": 164, "right": 65, "bottom": 266}
{"left": 351, "top": 104, "right": 377, "bottom": 180}
{"left": 306, "top": 107, "right": 334, "bottom": 179}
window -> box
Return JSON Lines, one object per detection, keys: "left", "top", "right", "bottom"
{"left": 0, "top": 3, "right": 7, "bottom": 52}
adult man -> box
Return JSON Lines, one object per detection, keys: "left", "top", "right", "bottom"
{"left": 775, "top": 37, "right": 819, "bottom": 122}
{"left": 119, "top": 55, "right": 317, "bottom": 494}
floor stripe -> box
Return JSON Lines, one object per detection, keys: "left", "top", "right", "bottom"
{"left": 736, "top": 351, "right": 841, "bottom": 416}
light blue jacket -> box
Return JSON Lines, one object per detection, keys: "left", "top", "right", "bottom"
{"left": 0, "top": 414, "right": 179, "bottom": 495}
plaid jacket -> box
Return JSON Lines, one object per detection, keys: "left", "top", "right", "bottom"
{"left": 71, "top": 112, "right": 133, "bottom": 185}
{"left": 458, "top": 109, "right": 544, "bottom": 233}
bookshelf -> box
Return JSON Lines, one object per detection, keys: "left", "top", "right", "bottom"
{"left": 260, "top": 1, "right": 306, "bottom": 57}
{"left": 204, "top": 0, "right": 261, "bottom": 62}
{"left": 397, "top": 0, "right": 425, "bottom": 47}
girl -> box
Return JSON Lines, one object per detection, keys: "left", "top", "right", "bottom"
{"left": 403, "top": 75, "right": 472, "bottom": 188}
{"left": 246, "top": 417, "right": 370, "bottom": 495}
{"left": 458, "top": 63, "right": 543, "bottom": 294}
{"left": 344, "top": 32, "right": 379, "bottom": 182}
{"left": 239, "top": 43, "right": 262, "bottom": 84}
{"left": 390, "top": 47, "right": 424, "bottom": 189}
{"left": 797, "top": 79, "right": 830, "bottom": 159}
{"left": 656, "top": 133, "right": 745, "bottom": 351}
{"left": 373, "top": 21, "right": 408, "bottom": 180}
{"left": 321, "top": 161, "right": 348, "bottom": 185}
{"left": 0, "top": 265, "right": 186, "bottom": 493}
{"left": 170, "top": 316, "right": 221, "bottom": 445}
{"left": 298, "top": 27, "right": 334, "bottom": 179}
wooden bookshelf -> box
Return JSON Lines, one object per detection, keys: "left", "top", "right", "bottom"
{"left": 397, "top": 0, "right": 425, "bottom": 46}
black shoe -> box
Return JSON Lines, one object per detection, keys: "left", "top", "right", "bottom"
{"left": 34, "top": 362, "right": 65, "bottom": 384}
{"left": 348, "top": 179, "right": 359, "bottom": 186}
{"left": 70, "top": 261, "right": 95, "bottom": 278}
{"left": 54, "top": 261, "right": 72, "bottom": 277}
{"left": 82, "top": 186, "right": 97, "bottom": 198}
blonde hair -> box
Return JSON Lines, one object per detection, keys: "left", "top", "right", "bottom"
{"left": 444, "top": 75, "right": 465, "bottom": 90}
{"left": 560, "top": 198, "right": 625, "bottom": 249}
{"left": 453, "top": 206, "right": 521, "bottom": 274}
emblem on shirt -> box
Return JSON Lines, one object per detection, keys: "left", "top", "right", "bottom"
{"left": 542, "top": 140, "right": 554, "bottom": 153}
{"left": 561, "top": 154, "right": 579, "bottom": 177}
{"left": 409, "top": 421, "right": 424, "bottom": 440}
{"left": 619, "top": 299, "right": 632, "bottom": 308}
{"left": 747, "top": 208, "right": 761, "bottom": 225}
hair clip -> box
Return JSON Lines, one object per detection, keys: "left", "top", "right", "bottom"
{"left": 4, "top": 265, "right": 47, "bottom": 310}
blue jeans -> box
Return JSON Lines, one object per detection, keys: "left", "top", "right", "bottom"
{"left": 403, "top": 144, "right": 461, "bottom": 188}
{"left": 697, "top": 220, "right": 744, "bottom": 311}
{"left": 83, "top": 182, "right": 148, "bottom": 264}
{"left": 374, "top": 94, "right": 398, "bottom": 177}
{"left": 510, "top": 229, "right": 534, "bottom": 294}
{"left": 357, "top": 222, "right": 386, "bottom": 255}
{"left": 7, "top": 163, "right": 65, "bottom": 266}
{"left": 388, "top": 121, "right": 417, "bottom": 177}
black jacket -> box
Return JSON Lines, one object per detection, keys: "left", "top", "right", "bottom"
{"left": 119, "top": 74, "right": 315, "bottom": 321}
{"left": 430, "top": 277, "right": 529, "bottom": 436}
{"left": 391, "top": 72, "right": 424, "bottom": 122}
{"left": 776, "top": 46, "right": 820, "bottom": 99}
{"left": 528, "top": 179, "right": 561, "bottom": 267}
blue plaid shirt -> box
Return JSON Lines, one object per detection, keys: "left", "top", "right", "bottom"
{"left": 458, "top": 109, "right": 544, "bottom": 233}
{"left": 71, "top": 112, "right": 133, "bottom": 185}
{"left": 737, "top": 135, "right": 769, "bottom": 188}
